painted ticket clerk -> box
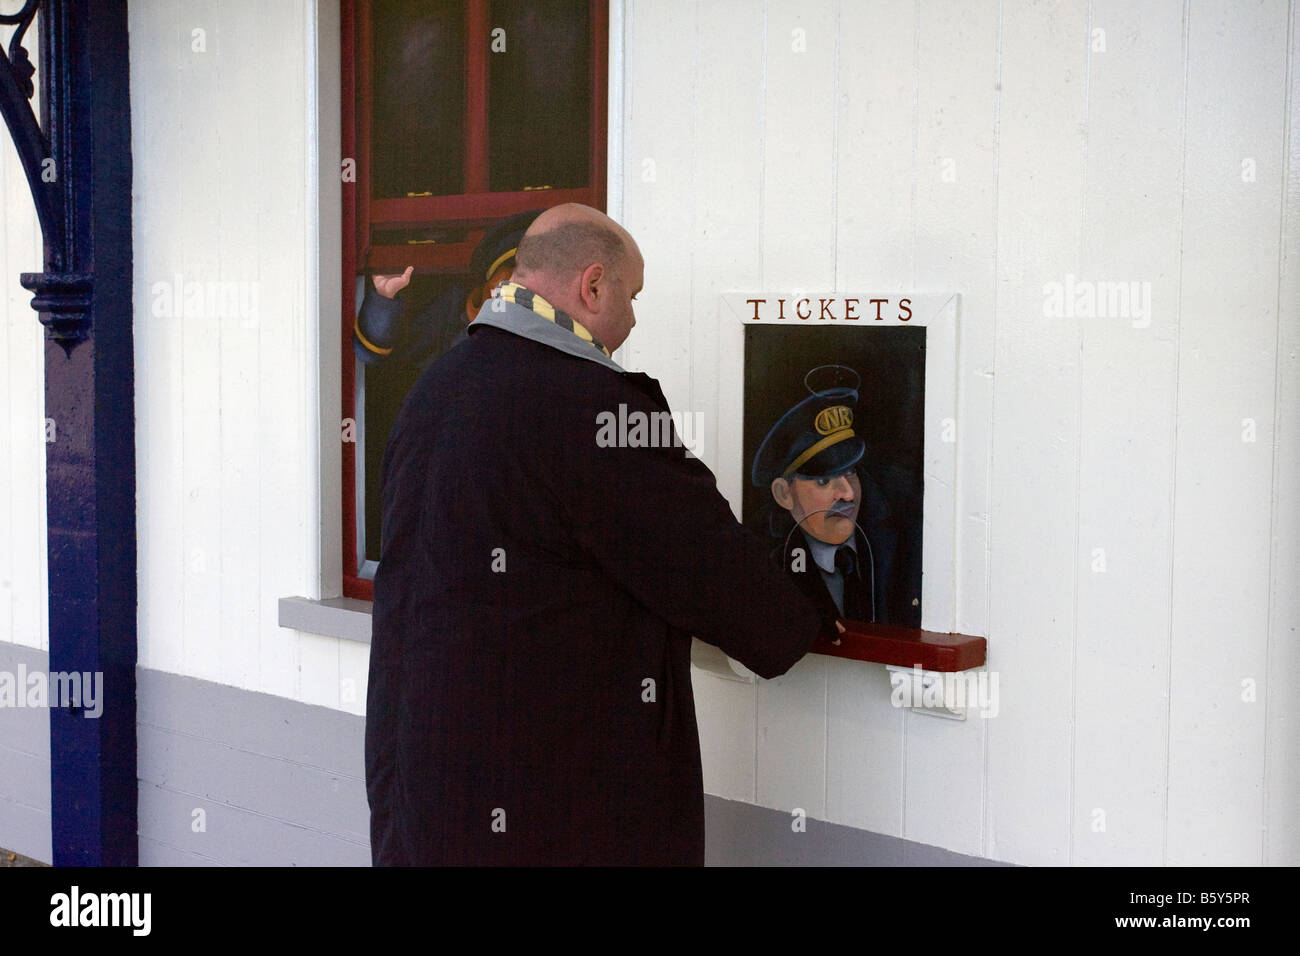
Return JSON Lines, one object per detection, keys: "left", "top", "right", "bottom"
{"left": 751, "top": 366, "right": 900, "bottom": 625}
{"left": 352, "top": 210, "right": 542, "bottom": 370}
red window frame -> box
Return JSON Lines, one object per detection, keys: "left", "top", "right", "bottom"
{"left": 340, "top": 0, "right": 609, "bottom": 600}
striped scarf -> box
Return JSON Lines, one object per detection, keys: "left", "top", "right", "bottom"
{"left": 496, "top": 282, "right": 610, "bottom": 357}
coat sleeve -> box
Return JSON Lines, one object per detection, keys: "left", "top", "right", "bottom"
{"left": 547, "top": 373, "right": 837, "bottom": 679}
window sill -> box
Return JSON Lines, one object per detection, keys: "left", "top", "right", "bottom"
{"left": 277, "top": 596, "right": 373, "bottom": 644}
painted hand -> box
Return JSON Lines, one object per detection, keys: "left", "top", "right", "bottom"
{"left": 373, "top": 265, "right": 413, "bottom": 299}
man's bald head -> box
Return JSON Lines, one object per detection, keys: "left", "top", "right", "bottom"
{"left": 513, "top": 204, "right": 632, "bottom": 283}
{"left": 508, "top": 204, "right": 644, "bottom": 353}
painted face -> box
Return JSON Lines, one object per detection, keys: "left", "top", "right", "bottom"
{"left": 786, "top": 470, "right": 861, "bottom": 545}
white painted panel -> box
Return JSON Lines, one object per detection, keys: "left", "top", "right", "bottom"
{"left": 827, "top": 660, "right": 903, "bottom": 836}
{"left": 691, "top": 0, "right": 765, "bottom": 483}
{"left": 1167, "top": 0, "right": 1287, "bottom": 866}
{"left": 903, "top": 0, "right": 999, "bottom": 858}
{"left": 338, "top": 638, "right": 369, "bottom": 719}
{"left": 253, "top": 0, "right": 314, "bottom": 700}
{"left": 131, "top": 0, "right": 187, "bottom": 677}
{"left": 1070, "top": 0, "right": 1184, "bottom": 867}
{"left": 0, "top": 50, "right": 47, "bottom": 652}
{"left": 756, "top": 653, "right": 828, "bottom": 820}
{"left": 833, "top": 0, "right": 914, "bottom": 291}
{"left": 618, "top": 0, "right": 697, "bottom": 407}
{"left": 179, "top": 0, "right": 227, "bottom": 685}
{"left": 692, "top": 668, "right": 758, "bottom": 804}
{"left": 1265, "top": 2, "right": 1300, "bottom": 868}
{"left": 761, "top": 0, "right": 837, "bottom": 290}
{"left": 212, "top": 3, "right": 270, "bottom": 691}
{"left": 297, "top": 631, "right": 340, "bottom": 709}
{"left": 984, "top": 0, "right": 1088, "bottom": 866}
{"left": 130, "top": 0, "right": 319, "bottom": 698}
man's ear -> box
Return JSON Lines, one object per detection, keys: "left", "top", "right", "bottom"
{"left": 770, "top": 477, "right": 794, "bottom": 511}
{"left": 579, "top": 262, "right": 605, "bottom": 312}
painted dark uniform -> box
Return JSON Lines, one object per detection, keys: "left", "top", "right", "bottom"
{"left": 365, "top": 284, "right": 837, "bottom": 865}
{"left": 752, "top": 370, "right": 921, "bottom": 628}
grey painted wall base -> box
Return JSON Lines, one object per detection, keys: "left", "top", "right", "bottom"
{"left": 0, "top": 643, "right": 52, "bottom": 864}
{"left": 136, "top": 667, "right": 370, "bottom": 867}
{"left": 0, "top": 661, "right": 1006, "bottom": 866}
{"left": 704, "top": 796, "right": 1008, "bottom": 866}
{"left": 134, "top": 667, "right": 1004, "bottom": 867}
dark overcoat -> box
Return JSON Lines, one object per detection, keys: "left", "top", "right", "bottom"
{"left": 365, "top": 296, "right": 833, "bottom": 865}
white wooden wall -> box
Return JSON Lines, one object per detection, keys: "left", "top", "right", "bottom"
{"left": 0, "top": 22, "right": 48, "bottom": 655}
{"left": 128, "top": 0, "right": 361, "bottom": 712}
{"left": 3, "top": 0, "right": 1297, "bottom": 867}
{"left": 619, "top": 0, "right": 1299, "bottom": 866}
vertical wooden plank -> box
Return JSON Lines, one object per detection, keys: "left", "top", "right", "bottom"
{"left": 823, "top": 0, "right": 914, "bottom": 839}
{"left": 0, "top": 68, "right": 47, "bottom": 653}
{"left": 0, "top": 123, "right": 16, "bottom": 647}
{"left": 692, "top": 667, "right": 758, "bottom": 803}
{"left": 984, "top": 0, "right": 1088, "bottom": 866}
{"left": 1265, "top": 1, "right": 1300, "bottom": 868}
{"left": 827, "top": 661, "right": 903, "bottom": 835}
{"left": 1168, "top": 0, "right": 1288, "bottom": 866}
{"left": 131, "top": 0, "right": 187, "bottom": 677}
{"left": 1070, "top": 0, "right": 1184, "bottom": 866}
{"left": 214, "top": 1, "right": 269, "bottom": 690}
{"left": 179, "top": 0, "right": 226, "bottom": 684}
{"left": 256, "top": 0, "right": 313, "bottom": 699}
{"left": 757, "top": 654, "right": 830, "bottom": 820}
{"left": 761, "top": 0, "right": 836, "bottom": 290}
{"left": 904, "top": 0, "right": 1000, "bottom": 858}
{"left": 753, "top": 0, "right": 839, "bottom": 823}
{"left": 617, "top": 0, "right": 697, "bottom": 409}
{"left": 691, "top": 0, "right": 764, "bottom": 482}
{"left": 832, "top": 0, "right": 914, "bottom": 289}
{"left": 686, "top": 0, "right": 767, "bottom": 803}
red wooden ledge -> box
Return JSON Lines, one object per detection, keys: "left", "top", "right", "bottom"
{"left": 815, "top": 621, "right": 987, "bottom": 672}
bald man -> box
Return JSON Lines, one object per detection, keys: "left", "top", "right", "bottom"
{"left": 365, "top": 204, "right": 837, "bottom": 865}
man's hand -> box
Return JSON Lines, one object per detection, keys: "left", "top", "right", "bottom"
{"left": 833, "top": 619, "right": 845, "bottom": 646}
{"left": 373, "top": 266, "right": 414, "bottom": 299}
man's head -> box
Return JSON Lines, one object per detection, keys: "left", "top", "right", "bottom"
{"left": 511, "top": 203, "right": 644, "bottom": 352}
{"left": 770, "top": 469, "right": 862, "bottom": 545}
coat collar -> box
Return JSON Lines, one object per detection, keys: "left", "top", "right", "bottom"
{"left": 469, "top": 282, "right": 625, "bottom": 374}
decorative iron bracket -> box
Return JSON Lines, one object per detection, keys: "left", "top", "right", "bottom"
{"left": 1, "top": 0, "right": 83, "bottom": 347}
